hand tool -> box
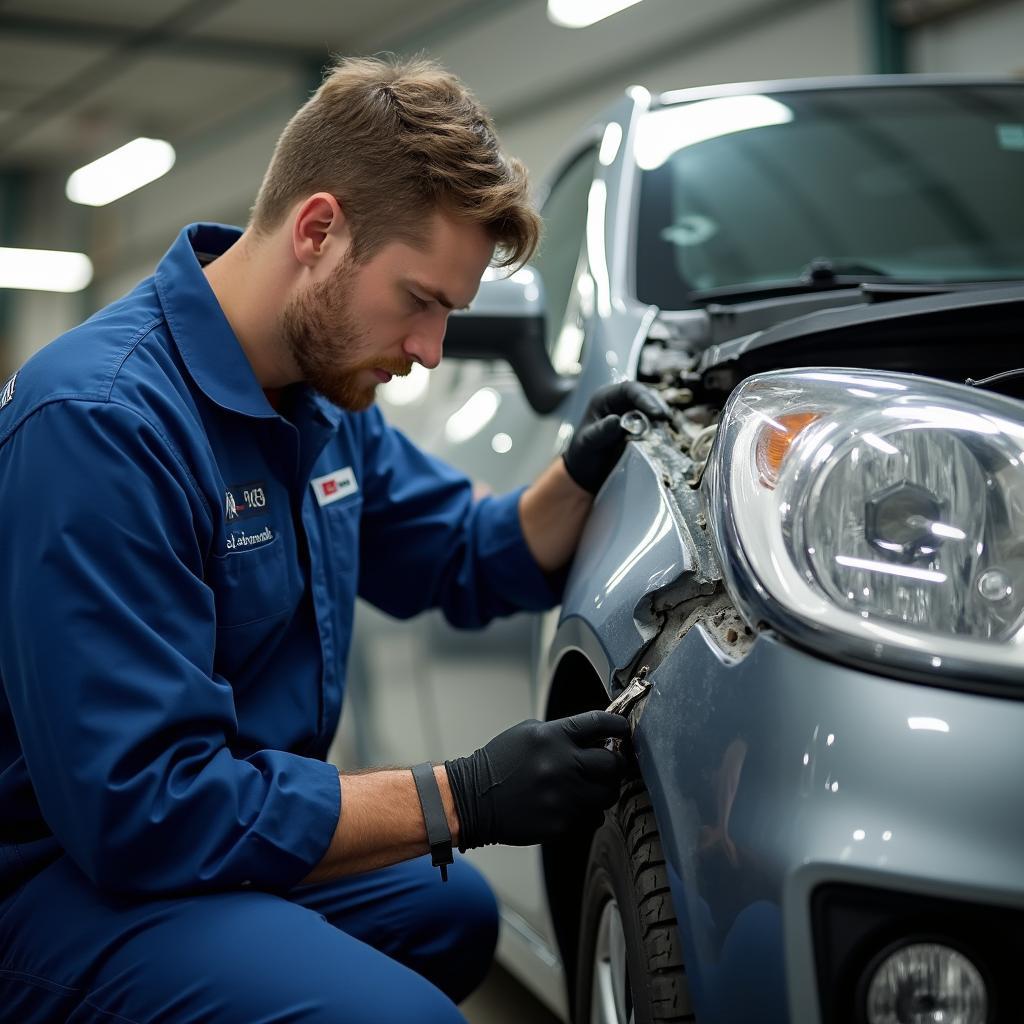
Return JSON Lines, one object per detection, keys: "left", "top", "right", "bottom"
{"left": 604, "top": 666, "right": 651, "bottom": 752}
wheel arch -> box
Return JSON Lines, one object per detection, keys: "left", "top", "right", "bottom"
{"left": 541, "top": 648, "right": 611, "bottom": 1016}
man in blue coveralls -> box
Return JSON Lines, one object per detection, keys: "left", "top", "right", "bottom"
{"left": 0, "top": 56, "right": 669, "bottom": 1022}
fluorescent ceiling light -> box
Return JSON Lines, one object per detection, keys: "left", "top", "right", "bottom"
{"left": 635, "top": 95, "right": 794, "bottom": 171}
{"left": 66, "top": 137, "right": 176, "bottom": 207}
{"left": 548, "top": 0, "right": 644, "bottom": 28}
{"left": 0, "top": 247, "right": 93, "bottom": 292}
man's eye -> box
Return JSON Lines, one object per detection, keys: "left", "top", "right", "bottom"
{"left": 409, "top": 292, "right": 429, "bottom": 311}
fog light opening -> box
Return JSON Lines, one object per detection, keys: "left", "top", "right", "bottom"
{"left": 864, "top": 941, "right": 988, "bottom": 1024}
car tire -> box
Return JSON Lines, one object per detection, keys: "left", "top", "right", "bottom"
{"left": 574, "top": 779, "right": 695, "bottom": 1024}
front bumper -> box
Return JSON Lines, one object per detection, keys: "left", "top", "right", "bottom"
{"left": 633, "top": 623, "right": 1024, "bottom": 1024}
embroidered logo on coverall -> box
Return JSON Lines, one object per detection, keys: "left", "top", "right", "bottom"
{"left": 311, "top": 467, "right": 358, "bottom": 507}
{"left": 225, "top": 525, "right": 274, "bottom": 551}
{"left": 224, "top": 481, "right": 269, "bottom": 521}
{"left": 0, "top": 373, "right": 16, "bottom": 410}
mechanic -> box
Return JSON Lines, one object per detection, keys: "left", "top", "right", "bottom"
{"left": 0, "top": 55, "right": 670, "bottom": 1024}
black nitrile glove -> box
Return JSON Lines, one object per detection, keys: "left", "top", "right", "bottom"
{"left": 563, "top": 381, "right": 672, "bottom": 494}
{"left": 444, "top": 711, "right": 630, "bottom": 849}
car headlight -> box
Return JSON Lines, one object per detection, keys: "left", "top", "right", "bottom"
{"left": 707, "top": 368, "right": 1024, "bottom": 685}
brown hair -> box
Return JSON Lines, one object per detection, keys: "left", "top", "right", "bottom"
{"left": 250, "top": 55, "right": 541, "bottom": 269}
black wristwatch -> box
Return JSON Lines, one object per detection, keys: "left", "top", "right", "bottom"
{"left": 411, "top": 762, "right": 454, "bottom": 882}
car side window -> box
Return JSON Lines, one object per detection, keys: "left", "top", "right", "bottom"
{"left": 533, "top": 146, "right": 599, "bottom": 355}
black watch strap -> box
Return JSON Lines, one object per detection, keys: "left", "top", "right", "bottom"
{"left": 411, "top": 762, "right": 454, "bottom": 882}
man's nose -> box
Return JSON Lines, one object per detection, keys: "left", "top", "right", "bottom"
{"left": 403, "top": 316, "right": 447, "bottom": 370}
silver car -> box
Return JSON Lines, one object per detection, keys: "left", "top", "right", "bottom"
{"left": 343, "top": 75, "right": 1024, "bottom": 1024}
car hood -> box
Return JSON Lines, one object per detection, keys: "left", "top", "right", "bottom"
{"left": 694, "top": 282, "right": 1024, "bottom": 391}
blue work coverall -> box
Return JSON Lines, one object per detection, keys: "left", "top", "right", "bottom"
{"left": 0, "top": 223, "right": 559, "bottom": 1023}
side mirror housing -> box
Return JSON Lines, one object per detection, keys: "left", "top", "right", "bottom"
{"left": 444, "top": 268, "right": 574, "bottom": 414}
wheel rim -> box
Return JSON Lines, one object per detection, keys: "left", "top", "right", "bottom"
{"left": 590, "top": 898, "right": 635, "bottom": 1024}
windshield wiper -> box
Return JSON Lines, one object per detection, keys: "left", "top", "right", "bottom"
{"left": 799, "top": 257, "right": 891, "bottom": 282}
{"left": 686, "top": 257, "right": 893, "bottom": 302}
{"left": 685, "top": 259, "right": 1023, "bottom": 304}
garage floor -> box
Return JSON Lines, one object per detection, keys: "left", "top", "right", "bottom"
{"left": 462, "top": 964, "right": 561, "bottom": 1023}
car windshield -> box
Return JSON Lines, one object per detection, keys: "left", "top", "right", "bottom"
{"left": 634, "top": 84, "right": 1024, "bottom": 307}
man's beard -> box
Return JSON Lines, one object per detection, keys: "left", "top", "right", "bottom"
{"left": 281, "top": 256, "right": 412, "bottom": 412}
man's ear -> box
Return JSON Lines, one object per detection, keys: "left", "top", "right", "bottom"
{"left": 291, "top": 192, "right": 351, "bottom": 269}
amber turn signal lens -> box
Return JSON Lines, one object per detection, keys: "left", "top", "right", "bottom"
{"left": 755, "top": 411, "right": 821, "bottom": 488}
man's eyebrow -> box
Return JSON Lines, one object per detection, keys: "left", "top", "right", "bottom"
{"left": 407, "top": 280, "right": 470, "bottom": 312}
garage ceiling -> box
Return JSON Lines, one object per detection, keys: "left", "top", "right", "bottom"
{"left": 0, "top": 0, "right": 824, "bottom": 175}
{"left": 0, "top": 0, "right": 502, "bottom": 169}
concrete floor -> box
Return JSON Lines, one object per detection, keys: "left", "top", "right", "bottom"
{"left": 461, "top": 964, "right": 562, "bottom": 1024}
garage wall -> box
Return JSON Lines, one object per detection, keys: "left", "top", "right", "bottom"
{"left": 907, "top": 0, "right": 1024, "bottom": 75}
{"left": 5, "top": 166, "right": 89, "bottom": 368}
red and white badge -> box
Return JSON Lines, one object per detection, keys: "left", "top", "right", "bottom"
{"left": 311, "top": 466, "right": 359, "bottom": 507}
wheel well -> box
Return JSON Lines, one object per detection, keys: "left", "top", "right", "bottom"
{"left": 542, "top": 650, "right": 610, "bottom": 1015}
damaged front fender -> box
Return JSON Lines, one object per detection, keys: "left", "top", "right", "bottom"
{"left": 552, "top": 425, "right": 727, "bottom": 696}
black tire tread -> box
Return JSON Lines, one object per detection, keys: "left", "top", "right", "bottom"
{"left": 614, "top": 779, "right": 695, "bottom": 1022}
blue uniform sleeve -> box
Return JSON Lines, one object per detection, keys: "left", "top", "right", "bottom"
{"left": 0, "top": 400, "right": 339, "bottom": 895}
{"left": 356, "top": 407, "right": 561, "bottom": 626}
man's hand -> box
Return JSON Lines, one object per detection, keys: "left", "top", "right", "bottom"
{"left": 301, "top": 712, "right": 627, "bottom": 883}
{"left": 444, "top": 711, "right": 630, "bottom": 849}
{"left": 562, "top": 381, "right": 671, "bottom": 494}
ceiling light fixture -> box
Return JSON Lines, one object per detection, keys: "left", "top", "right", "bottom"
{"left": 547, "top": 0, "right": 644, "bottom": 29}
{"left": 0, "top": 247, "right": 93, "bottom": 292}
{"left": 66, "top": 137, "right": 176, "bottom": 207}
